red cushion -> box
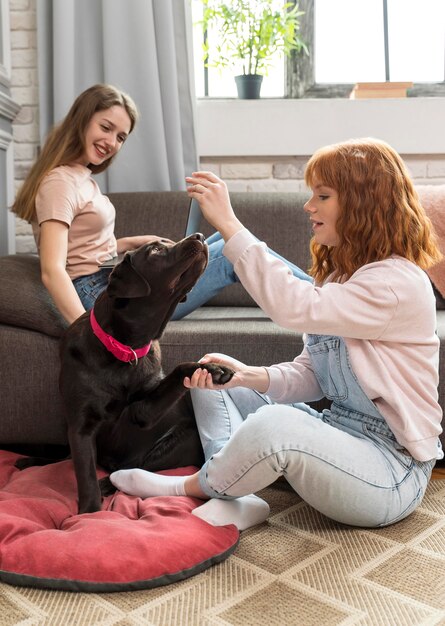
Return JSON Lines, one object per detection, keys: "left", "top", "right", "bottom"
{"left": 0, "top": 451, "right": 239, "bottom": 591}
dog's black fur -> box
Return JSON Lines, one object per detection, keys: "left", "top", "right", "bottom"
{"left": 16, "top": 234, "right": 233, "bottom": 513}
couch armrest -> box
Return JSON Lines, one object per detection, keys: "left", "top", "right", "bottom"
{"left": 0, "top": 255, "right": 66, "bottom": 337}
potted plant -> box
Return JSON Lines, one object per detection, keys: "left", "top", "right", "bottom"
{"left": 200, "top": 0, "right": 307, "bottom": 99}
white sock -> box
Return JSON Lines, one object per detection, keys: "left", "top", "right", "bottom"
{"left": 109, "top": 468, "right": 187, "bottom": 497}
{"left": 192, "top": 494, "right": 270, "bottom": 531}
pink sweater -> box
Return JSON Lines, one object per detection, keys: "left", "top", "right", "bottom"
{"left": 224, "top": 229, "right": 443, "bottom": 462}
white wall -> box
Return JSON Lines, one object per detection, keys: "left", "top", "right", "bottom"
{"left": 197, "top": 98, "right": 445, "bottom": 157}
{"left": 196, "top": 98, "right": 445, "bottom": 193}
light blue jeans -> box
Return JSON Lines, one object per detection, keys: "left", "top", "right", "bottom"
{"left": 72, "top": 231, "right": 312, "bottom": 317}
{"left": 191, "top": 334, "right": 438, "bottom": 528}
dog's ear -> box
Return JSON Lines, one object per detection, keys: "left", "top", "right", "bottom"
{"left": 107, "top": 256, "right": 151, "bottom": 298}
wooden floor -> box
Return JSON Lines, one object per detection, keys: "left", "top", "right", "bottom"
{"left": 432, "top": 462, "right": 445, "bottom": 479}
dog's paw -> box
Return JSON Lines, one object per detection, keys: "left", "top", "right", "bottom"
{"left": 204, "top": 363, "right": 235, "bottom": 385}
{"left": 177, "top": 362, "right": 235, "bottom": 384}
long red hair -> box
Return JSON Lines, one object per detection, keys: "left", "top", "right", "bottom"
{"left": 304, "top": 138, "right": 442, "bottom": 283}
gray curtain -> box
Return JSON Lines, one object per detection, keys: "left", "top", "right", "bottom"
{"left": 36, "top": 0, "right": 198, "bottom": 192}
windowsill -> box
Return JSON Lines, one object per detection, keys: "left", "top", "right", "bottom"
{"left": 196, "top": 97, "right": 445, "bottom": 156}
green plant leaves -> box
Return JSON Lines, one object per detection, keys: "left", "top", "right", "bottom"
{"left": 199, "top": 0, "right": 308, "bottom": 76}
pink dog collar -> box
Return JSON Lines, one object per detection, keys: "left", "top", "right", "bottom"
{"left": 90, "top": 309, "right": 151, "bottom": 365}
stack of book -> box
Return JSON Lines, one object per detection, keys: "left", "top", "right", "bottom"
{"left": 350, "top": 82, "right": 413, "bottom": 99}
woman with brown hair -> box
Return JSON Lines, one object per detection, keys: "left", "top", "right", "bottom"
{"left": 12, "top": 83, "right": 309, "bottom": 326}
{"left": 11, "top": 84, "right": 153, "bottom": 323}
{"left": 111, "top": 138, "right": 443, "bottom": 531}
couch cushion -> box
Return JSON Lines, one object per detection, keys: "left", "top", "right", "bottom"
{"left": 416, "top": 185, "right": 445, "bottom": 303}
{"left": 0, "top": 451, "right": 239, "bottom": 592}
{"left": 110, "top": 191, "right": 191, "bottom": 242}
{"left": 0, "top": 326, "right": 67, "bottom": 445}
{"left": 161, "top": 307, "right": 306, "bottom": 374}
{"left": 0, "top": 255, "right": 67, "bottom": 337}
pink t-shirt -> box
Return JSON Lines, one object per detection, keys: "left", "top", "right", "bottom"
{"left": 32, "top": 164, "right": 117, "bottom": 279}
{"left": 224, "top": 228, "right": 443, "bottom": 462}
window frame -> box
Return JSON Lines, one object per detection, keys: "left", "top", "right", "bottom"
{"left": 195, "top": 0, "right": 445, "bottom": 99}
{"left": 286, "top": 0, "right": 445, "bottom": 98}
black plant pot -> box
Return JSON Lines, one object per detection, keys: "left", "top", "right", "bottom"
{"left": 235, "top": 74, "right": 263, "bottom": 99}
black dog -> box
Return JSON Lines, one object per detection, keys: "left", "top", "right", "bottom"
{"left": 18, "top": 234, "right": 233, "bottom": 514}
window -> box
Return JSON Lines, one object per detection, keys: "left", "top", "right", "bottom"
{"left": 192, "top": 0, "right": 445, "bottom": 98}
{"left": 313, "top": 0, "right": 445, "bottom": 87}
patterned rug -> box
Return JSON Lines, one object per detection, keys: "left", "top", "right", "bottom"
{"left": 2, "top": 479, "right": 445, "bottom": 626}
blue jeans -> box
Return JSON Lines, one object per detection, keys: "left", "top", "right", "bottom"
{"left": 191, "top": 334, "right": 438, "bottom": 528}
{"left": 72, "top": 268, "right": 113, "bottom": 311}
{"left": 72, "top": 231, "right": 312, "bottom": 316}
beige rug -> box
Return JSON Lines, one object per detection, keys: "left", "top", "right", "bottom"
{"left": 2, "top": 479, "right": 445, "bottom": 626}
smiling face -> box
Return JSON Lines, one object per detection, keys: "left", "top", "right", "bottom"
{"left": 77, "top": 105, "right": 131, "bottom": 167}
{"left": 304, "top": 181, "right": 341, "bottom": 247}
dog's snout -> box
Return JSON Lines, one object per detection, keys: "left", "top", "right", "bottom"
{"left": 189, "top": 233, "right": 205, "bottom": 243}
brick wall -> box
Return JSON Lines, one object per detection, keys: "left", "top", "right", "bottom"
{"left": 10, "top": 0, "right": 39, "bottom": 253}
{"left": 8, "top": 0, "right": 445, "bottom": 254}
{"left": 200, "top": 155, "right": 445, "bottom": 193}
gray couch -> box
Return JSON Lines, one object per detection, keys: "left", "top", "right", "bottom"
{"left": 0, "top": 191, "right": 444, "bottom": 451}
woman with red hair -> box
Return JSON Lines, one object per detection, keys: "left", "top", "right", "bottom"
{"left": 111, "top": 138, "right": 443, "bottom": 531}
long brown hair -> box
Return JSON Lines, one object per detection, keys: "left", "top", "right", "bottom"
{"left": 11, "top": 84, "right": 139, "bottom": 223}
{"left": 304, "top": 138, "right": 443, "bottom": 284}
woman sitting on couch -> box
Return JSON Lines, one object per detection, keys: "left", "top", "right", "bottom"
{"left": 11, "top": 83, "right": 310, "bottom": 325}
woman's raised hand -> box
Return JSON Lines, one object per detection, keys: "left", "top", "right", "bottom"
{"left": 186, "top": 171, "right": 244, "bottom": 241}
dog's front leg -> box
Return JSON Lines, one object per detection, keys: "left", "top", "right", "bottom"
{"left": 68, "top": 427, "right": 101, "bottom": 514}
{"left": 127, "top": 362, "right": 234, "bottom": 429}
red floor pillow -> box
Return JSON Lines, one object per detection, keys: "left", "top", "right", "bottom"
{"left": 0, "top": 451, "right": 239, "bottom": 592}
